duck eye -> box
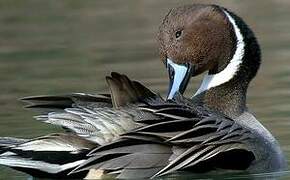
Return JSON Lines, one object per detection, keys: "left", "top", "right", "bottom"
{"left": 175, "top": 30, "right": 182, "bottom": 38}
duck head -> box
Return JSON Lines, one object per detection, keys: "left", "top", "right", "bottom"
{"left": 158, "top": 4, "right": 261, "bottom": 104}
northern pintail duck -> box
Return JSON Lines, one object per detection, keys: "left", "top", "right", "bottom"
{"left": 0, "top": 4, "right": 286, "bottom": 179}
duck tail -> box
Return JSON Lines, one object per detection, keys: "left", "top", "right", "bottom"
{"left": 0, "top": 133, "right": 96, "bottom": 179}
{"left": 0, "top": 137, "right": 28, "bottom": 154}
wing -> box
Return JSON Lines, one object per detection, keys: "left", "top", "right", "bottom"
{"left": 72, "top": 95, "right": 255, "bottom": 178}
{"left": 21, "top": 93, "right": 112, "bottom": 112}
{"left": 21, "top": 72, "right": 162, "bottom": 144}
{"left": 136, "top": 97, "right": 255, "bottom": 177}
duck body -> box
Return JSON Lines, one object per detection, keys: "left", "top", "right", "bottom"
{"left": 0, "top": 3, "right": 287, "bottom": 179}
{"left": 189, "top": 95, "right": 286, "bottom": 174}
{"left": 72, "top": 92, "right": 286, "bottom": 178}
{"left": 234, "top": 111, "right": 286, "bottom": 172}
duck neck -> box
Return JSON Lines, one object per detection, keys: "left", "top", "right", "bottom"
{"left": 193, "top": 9, "right": 261, "bottom": 118}
{"left": 194, "top": 79, "right": 248, "bottom": 118}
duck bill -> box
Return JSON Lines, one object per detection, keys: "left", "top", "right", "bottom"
{"left": 166, "top": 58, "right": 193, "bottom": 99}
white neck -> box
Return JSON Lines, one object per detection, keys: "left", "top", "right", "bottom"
{"left": 194, "top": 10, "right": 245, "bottom": 96}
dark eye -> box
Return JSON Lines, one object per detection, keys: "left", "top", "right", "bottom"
{"left": 175, "top": 30, "right": 182, "bottom": 38}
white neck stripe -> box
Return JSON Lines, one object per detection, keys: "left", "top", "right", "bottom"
{"left": 194, "top": 10, "right": 245, "bottom": 96}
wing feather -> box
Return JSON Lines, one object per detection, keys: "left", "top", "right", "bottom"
{"left": 72, "top": 96, "right": 255, "bottom": 178}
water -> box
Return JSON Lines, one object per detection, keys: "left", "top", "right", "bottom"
{"left": 0, "top": 0, "right": 289, "bottom": 179}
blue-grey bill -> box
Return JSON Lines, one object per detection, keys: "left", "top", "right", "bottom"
{"left": 166, "top": 58, "right": 193, "bottom": 99}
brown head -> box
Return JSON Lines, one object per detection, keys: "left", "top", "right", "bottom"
{"left": 158, "top": 5, "right": 235, "bottom": 76}
{"left": 158, "top": 4, "right": 261, "bottom": 116}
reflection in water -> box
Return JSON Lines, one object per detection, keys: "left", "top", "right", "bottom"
{"left": 0, "top": 0, "right": 289, "bottom": 179}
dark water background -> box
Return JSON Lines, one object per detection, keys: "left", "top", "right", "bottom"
{"left": 0, "top": 0, "right": 290, "bottom": 179}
